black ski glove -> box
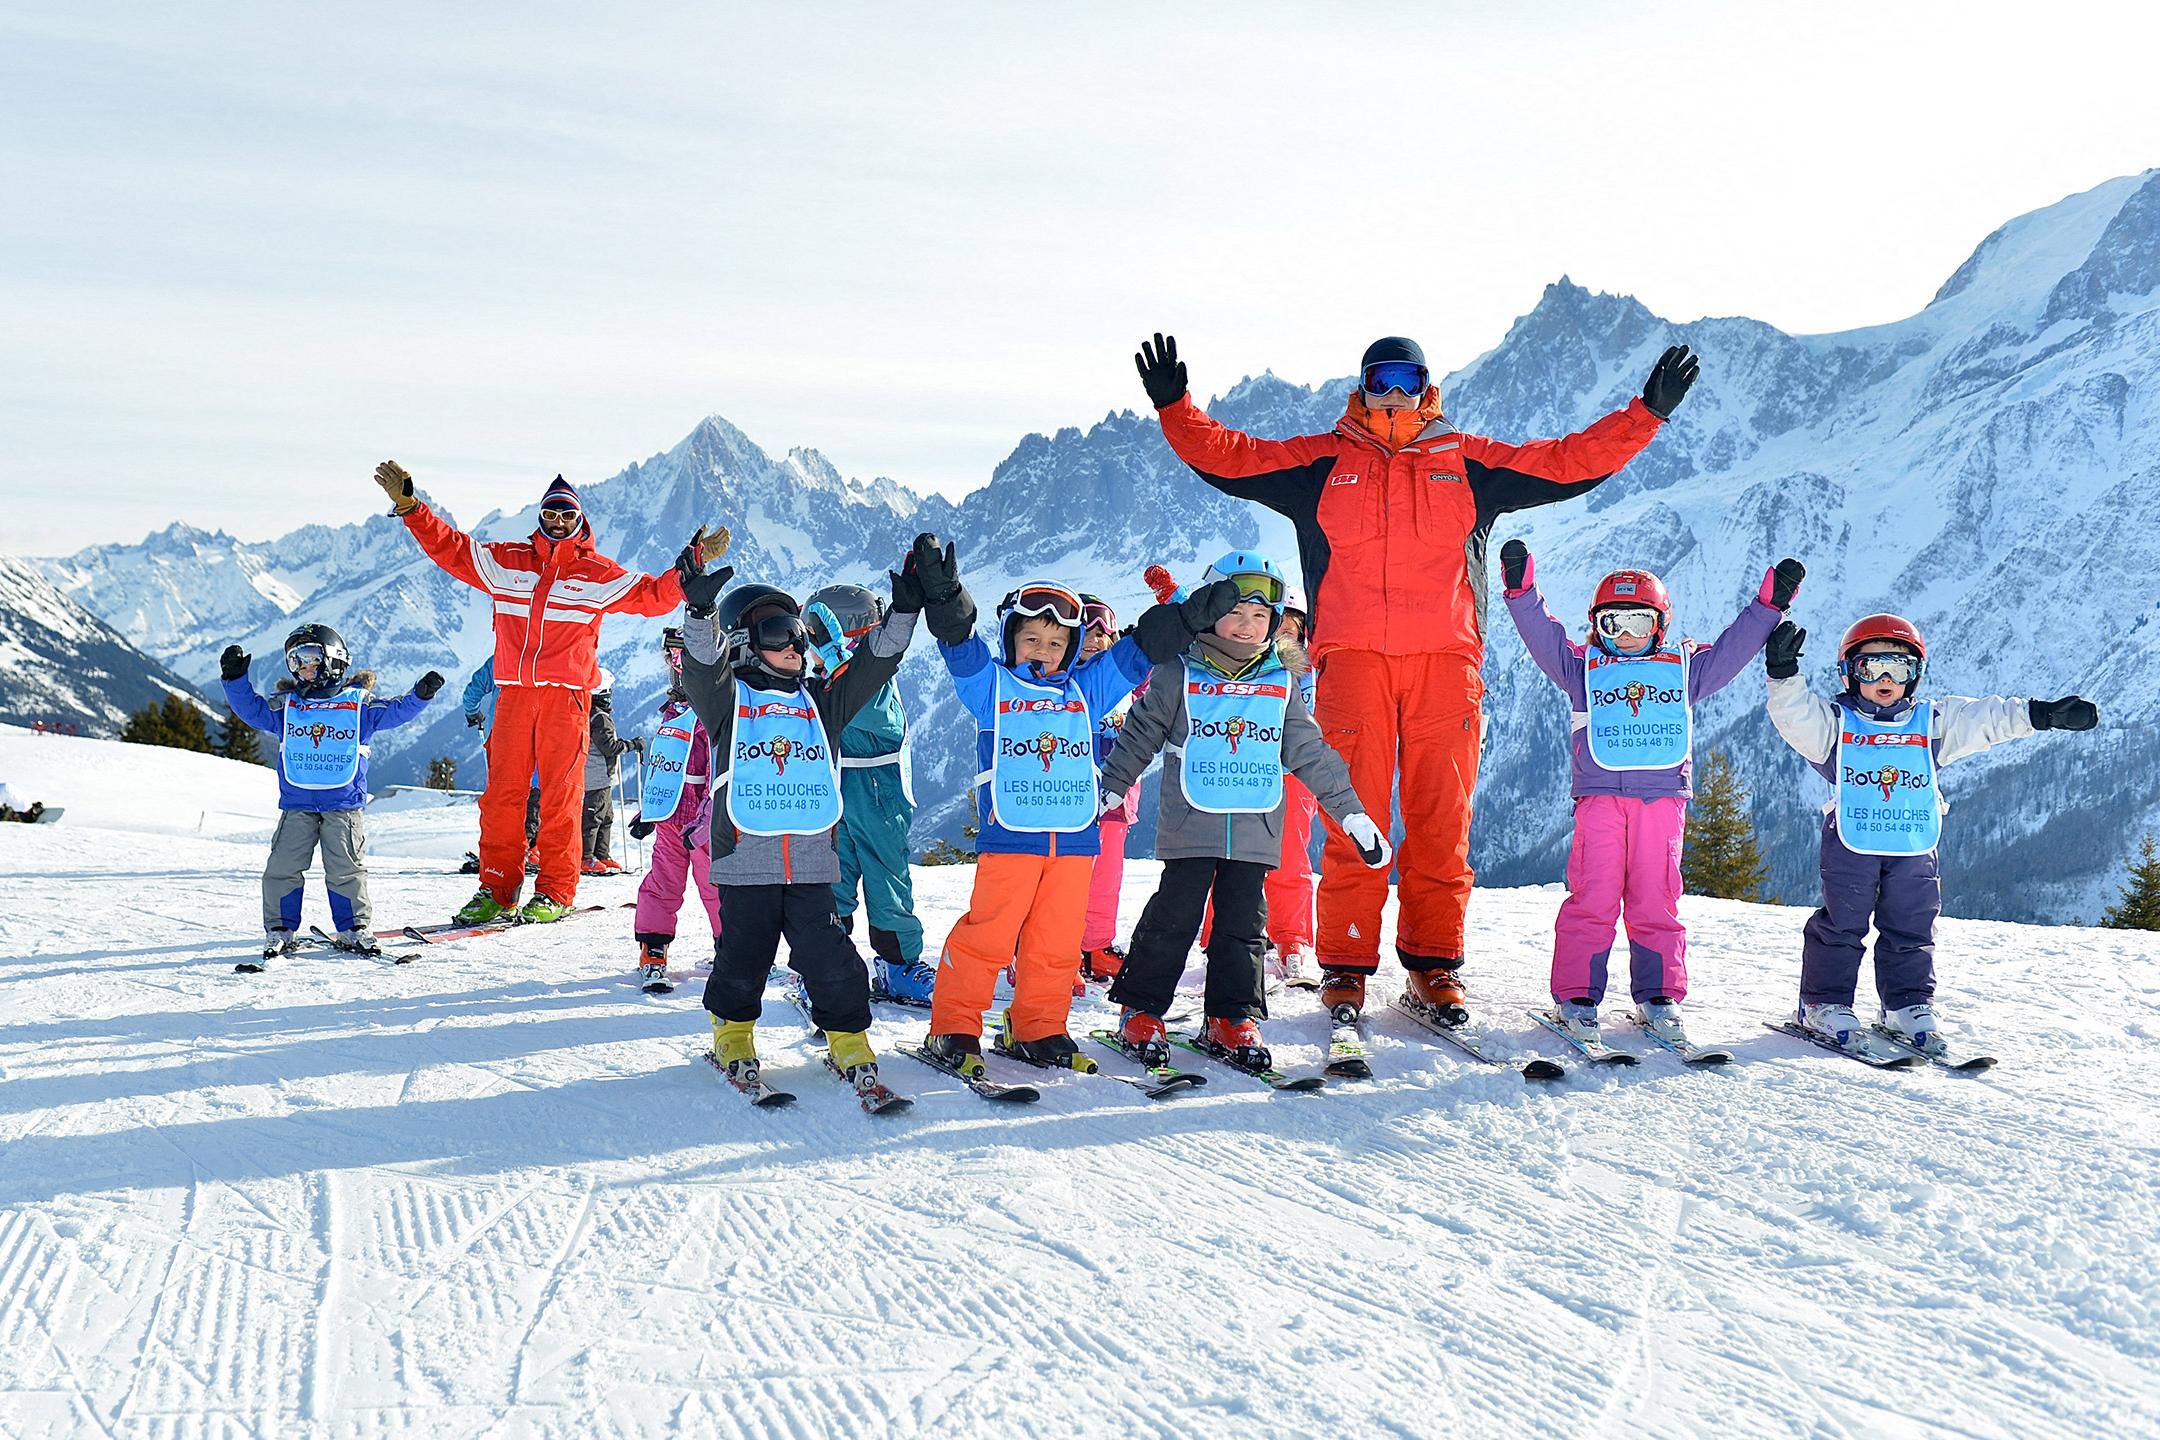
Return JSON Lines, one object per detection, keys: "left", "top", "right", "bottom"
{"left": 1500, "top": 539, "right": 1531, "bottom": 593}
{"left": 414, "top": 670, "right": 445, "bottom": 700}
{"left": 1765, "top": 622, "right": 1806, "bottom": 680}
{"left": 464, "top": 711, "right": 484, "bottom": 729}
{"left": 1135, "top": 332, "right": 1188, "bottom": 410}
{"left": 907, "top": 533, "right": 962, "bottom": 606}
{"left": 1768, "top": 557, "right": 1806, "bottom": 611}
{"left": 1180, "top": 577, "right": 1243, "bottom": 635}
{"left": 1640, "top": 344, "right": 1700, "bottom": 420}
{"left": 2029, "top": 696, "right": 2098, "bottom": 731}
{"left": 629, "top": 818, "right": 656, "bottom": 841}
{"left": 219, "top": 645, "right": 251, "bottom": 682}
{"left": 678, "top": 560, "right": 736, "bottom": 618}
{"left": 628, "top": 736, "right": 647, "bottom": 755}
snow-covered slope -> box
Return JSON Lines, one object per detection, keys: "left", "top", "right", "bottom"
{"left": 39, "top": 170, "right": 2160, "bottom": 922}
{"left": 0, "top": 736, "right": 2153, "bottom": 1437}
{"left": 0, "top": 560, "right": 209, "bottom": 735}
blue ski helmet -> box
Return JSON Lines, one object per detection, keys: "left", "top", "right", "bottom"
{"left": 1200, "top": 551, "right": 1289, "bottom": 637}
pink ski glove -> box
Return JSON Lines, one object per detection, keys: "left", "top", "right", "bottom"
{"left": 1758, "top": 557, "right": 1806, "bottom": 611}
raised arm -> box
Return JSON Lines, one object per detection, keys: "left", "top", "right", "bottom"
{"left": 821, "top": 606, "right": 919, "bottom": 730}
{"left": 1468, "top": 346, "right": 1696, "bottom": 516}
{"left": 219, "top": 668, "right": 279, "bottom": 736}
{"left": 1933, "top": 695, "right": 2042, "bottom": 765}
{"left": 1688, "top": 561, "right": 1802, "bottom": 701}
{"left": 1497, "top": 545, "right": 1583, "bottom": 693}
{"left": 1138, "top": 334, "right": 1337, "bottom": 512}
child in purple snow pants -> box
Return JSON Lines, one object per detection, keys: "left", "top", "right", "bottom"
{"left": 1502, "top": 542, "right": 1803, "bottom": 1026}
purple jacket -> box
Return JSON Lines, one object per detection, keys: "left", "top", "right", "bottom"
{"left": 1504, "top": 582, "right": 1781, "bottom": 800}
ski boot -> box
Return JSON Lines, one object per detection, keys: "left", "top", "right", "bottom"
{"left": 708, "top": 1016, "right": 771, "bottom": 1090}
{"left": 1554, "top": 998, "right": 1603, "bottom": 1044}
{"left": 523, "top": 845, "right": 542, "bottom": 874}
{"left": 1274, "top": 945, "right": 1318, "bottom": 989}
{"left": 1201, "top": 1015, "right": 1272, "bottom": 1073}
{"left": 1879, "top": 1002, "right": 1946, "bottom": 1058}
{"left": 1635, "top": 996, "right": 1687, "bottom": 1045}
{"left": 241, "top": 930, "right": 301, "bottom": 973}
{"left": 1000, "top": 1011, "right": 1098, "bottom": 1072}
{"left": 453, "top": 888, "right": 508, "bottom": 926}
{"left": 636, "top": 940, "right": 670, "bottom": 991}
{"left": 1799, "top": 1001, "right": 1862, "bottom": 1046}
{"left": 458, "top": 851, "right": 481, "bottom": 875}
{"left": 873, "top": 956, "right": 937, "bottom": 1006}
{"left": 1080, "top": 944, "right": 1126, "bottom": 982}
{"left": 826, "top": 1030, "right": 907, "bottom": 1111}
{"left": 1404, "top": 965, "right": 1469, "bottom": 1025}
{"left": 332, "top": 929, "right": 384, "bottom": 957}
{"left": 1116, "top": 1007, "right": 1170, "bottom": 1067}
{"left": 592, "top": 856, "right": 626, "bottom": 875}
{"left": 922, "top": 1031, "right": 987, "bottom": 1081}
{"left": 1319, "top": 970, "right": 1367, "bottom": 1019}
{"left": 520, "top": 893, "right": 574, "bottom": 924}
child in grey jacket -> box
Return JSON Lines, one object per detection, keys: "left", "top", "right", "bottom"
{"left": 677, "top": 552, "right": 919, "bottom": 1105}
{"left": 1096, "top": 551, "right": 1388, "bottom": 1074}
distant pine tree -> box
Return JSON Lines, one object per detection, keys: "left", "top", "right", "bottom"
{"left": 920, "top": 794, "right": 980, "bottom": 866}
{"left": 2100, "top": 834, "right": 2160, "bottom": 931}
{"left": 121, "top": 694, "right": 214, "bottom": 753}
{"left": 427, "top": 756, "right": 458, "bottom": 790}
{"left": 1682, "top": 748, "right": 1767, "bottom": 901}
{"left": 215, "top": 708, "right": 263, "bottom": 765}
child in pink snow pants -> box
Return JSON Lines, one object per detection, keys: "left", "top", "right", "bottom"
{"left": 630, "top": 635, "right": 722, "bottom": 979}
{"left": 1500, "top": 541, "right": 1802, "bottom": 1034}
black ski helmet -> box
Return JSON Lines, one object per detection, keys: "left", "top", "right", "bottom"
{"left": 1360, "top": 336, "right": 1426, "bottom": 371}
{"left": 715, "top": 583, "right": 808, "bottom": 681}
{"left": 283, "top": 622, "right": 350, "bottom": 692}
{"left": 804, "top": 583, "right": 885, "bottom": 671}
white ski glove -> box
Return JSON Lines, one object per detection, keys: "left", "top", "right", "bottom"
{"left": 1342, "top": 813, "right": 1393, "bottom": 870}
{"left": 1099, "top": 787, "right": 1128, "bottom": 816}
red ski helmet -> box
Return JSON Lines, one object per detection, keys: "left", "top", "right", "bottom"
{"left": 1588, "top": 569, "right": 1672, "bottom": 652}
{"left": 1838, "top": 612, "right": 1928, "bottom": 696}
{"left": 1838, "top": 613, "right": 1927, "bottom": 660}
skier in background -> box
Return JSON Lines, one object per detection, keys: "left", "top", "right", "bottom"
{"left": 805, "top": 583, "right": 934, "bottom": 1006}
{"left": 371, "top": 459, "right": 723, "bottom": 925}
{"left": 1765, "top": 611, "right": 2099, "bottom": 1057}
{"left": 628, "top": 627, "right": 722, "bottom": 991}
{"left": 581, "top": 669, "right": 635, "bottom": 875}
{"left": 1135, "top": 331, "right": 1695, "bottom": 1027}
{"left": 220, "top": 624, "right": 441, "bottom": 966}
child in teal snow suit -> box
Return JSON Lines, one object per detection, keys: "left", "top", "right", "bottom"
{"left": 805, "top": 583, "right": 931, "bottom": 1003}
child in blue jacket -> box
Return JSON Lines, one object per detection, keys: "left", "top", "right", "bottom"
{"left": 220, "top": 624, "right": 440, "bottom": 967}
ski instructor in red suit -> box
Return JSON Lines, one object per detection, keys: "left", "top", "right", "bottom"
{"left": 1134, "top": 333, "right": 1698, "bottom": 1024}
{"left": 371, "top": 460, "right": 730, "bottom": 927}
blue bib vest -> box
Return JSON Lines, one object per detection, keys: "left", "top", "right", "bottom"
{"left": 982, "top": 667, "right": 1098, "bottom": 833}
{"left": 638, "top": 702, "right": 697, "bottom": 821}
{"left": 1584, "top": 648, "right": 1691, "bottom": 773}
{"left": 721, "top": 680, "right": 842, "bottom": 837}
{"left": 280, "top": 688, "right": 365, "bottom": 790}
{"left": 1176, "top": 666, "right": 1291, "bottom": 815}
{"left": 1835, "top": 701, "right": 1941, "bottom": 856}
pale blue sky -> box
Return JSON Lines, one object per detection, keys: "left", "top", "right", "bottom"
{"left": 5, "top": 0, "right": 2156, "bottom": 555}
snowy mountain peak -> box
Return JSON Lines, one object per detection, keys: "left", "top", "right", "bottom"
{"left": 1927, "top": 168, "right": 2159, "bottom": 322}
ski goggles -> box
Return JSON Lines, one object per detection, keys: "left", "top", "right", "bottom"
{"left": 538, "top": 505, "right": 581, "bottom": 526}
{"left": 285, "top": 643, "right": 328, "bottom": 670}
{"left": 1362, "top": 361, "right": 1428, "bottom": 396}
{"left": 1594, "top": 607, "right": 1662, "bottom": 640}
{"left": 1846, "top": 652, "right": 1920, "bottom": 685}
{"left": 1005, "top": 583, "right": 1084, "bottom": 624}
{"left": 1081, "top": 600, "right": 1117, "bottom": 637}
{"left": 1222, "top": 572, "right": 1286, "bottom": 607}
{"left": 745, "top": 612, "right": 810, "bottom": 654}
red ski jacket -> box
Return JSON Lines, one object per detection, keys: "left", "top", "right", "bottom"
{"left": 1157, "top": 391, "right": 1663, "bottom": 662}
{"left": 402, "top": 502, "right": 684, "bottom": 689}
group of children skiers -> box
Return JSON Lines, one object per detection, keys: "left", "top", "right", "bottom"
{"left": 223, "top": 345, "right": 2108, "bottom": 1092}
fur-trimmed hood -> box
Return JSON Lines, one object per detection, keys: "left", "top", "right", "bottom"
{"left": 272, "top": 671, "right": 378, "bottom": 704}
